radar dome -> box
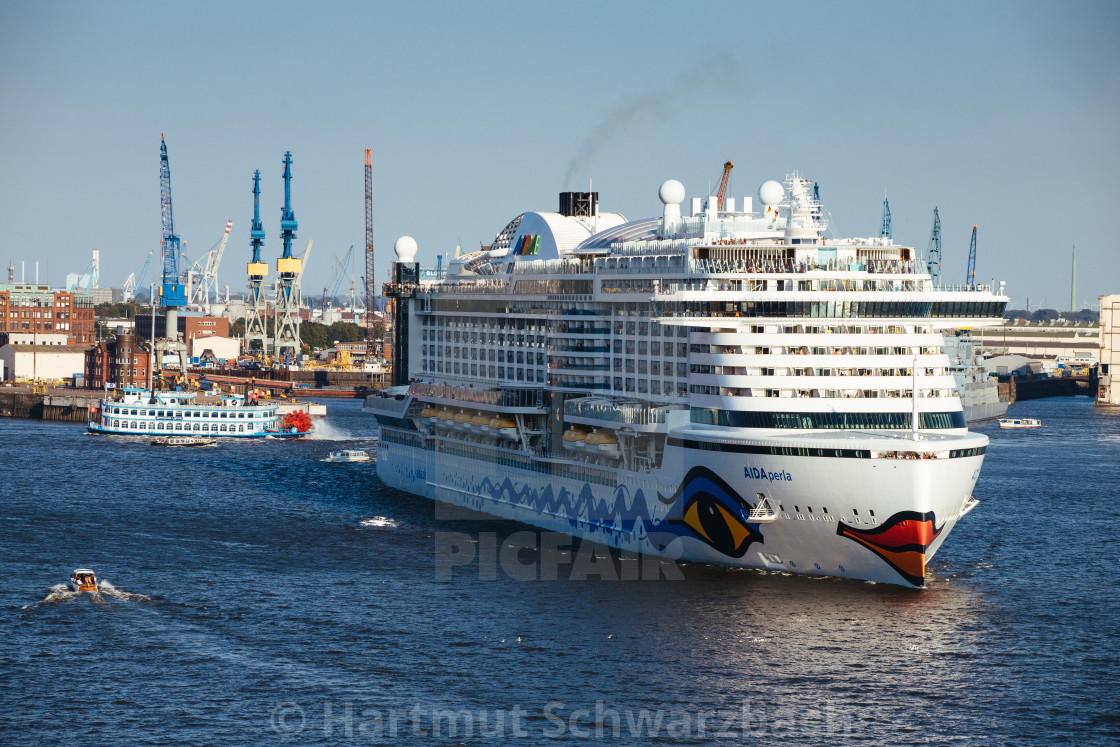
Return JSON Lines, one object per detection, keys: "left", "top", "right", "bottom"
{"left": 658, "top": 179, "right": 686, "bottom": 205}
{"left": 394, "top": 235, "right": 418, "bottom": 263}
{"left": 758, "top": 180, "right": 784, "bottom": 207}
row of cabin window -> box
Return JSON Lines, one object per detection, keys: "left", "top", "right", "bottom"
{"left": 106, "top": 420, "right": 263, "bottom": 432}
{"left": 106, "top": 406, "right": 269, "bottom": 419}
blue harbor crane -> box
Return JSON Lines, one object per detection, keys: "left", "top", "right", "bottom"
{"left": 926, "top": 207, "right": 942, "bottom": 288}
{"left": 273, "top": 152, "right": 303, "bottom": 358}
{"left": 965, "top": 224, "right": 978, "bottom": 289}
{"left": 880, "top": 196, "right": 892, "bottom": 240}
{"left": 250, "top": 171, "right": 265, "bottom": 263}
{"left": 244, "top": 170, "right": 270, "bottom": 354}
{"left": 280, "top": 152, "right": 298, "bottom": 259}
{"left": 158, "top": 135, "right": 186, "bottom": 307}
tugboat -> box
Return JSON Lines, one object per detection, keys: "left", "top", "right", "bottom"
{"left": 69, "top": 569, "right": 98, "bottom": 593}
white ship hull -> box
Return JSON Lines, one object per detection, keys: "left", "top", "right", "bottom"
{"left": 371, "top": 169, "right": 1007, "bottom": 589}
{"left": 377, "top": 435, "right": 983, "bottom": 587}
{"left": 960, "top": 389, "right": 1008, "bottom": 423}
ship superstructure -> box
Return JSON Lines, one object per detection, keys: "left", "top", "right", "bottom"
{"left": 365, "top": 174, "right": 1007, "bottom": 587}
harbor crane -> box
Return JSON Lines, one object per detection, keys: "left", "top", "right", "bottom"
{"left": 245, "top": 170, "right": 269, "bottom": 354}
{"left": 965, "top": 224, "right": 978, "bottom": 289}
{"left": 186, "top": 219, "right": 233, "bottom": 309}
{"left": 322, "top": 244, "right": 355, "bottom": 309}
{"left": 71, "top": 249, "right": 100, "bottom": 292}
{"left": 364, "top": 148, "right": 376, "bottom": 341}
{"left": 715, "top": 161, "right": 733, "bottom": 211}
{"left": 880, "top": 197, "right": 892, "bottom": 240}
{"left": 273, "top": 151, "right": 303, "bottom": 360}
{"left": 926, "top": 208, "right": 942, "bottom": 288}
{"left": 154, "top": 135, "right": 190, "bottom": 385}
{"left": 122, "top": 250, "right": 156, "bottom": 302}
{"left": 158, "top": 135, "right": 187, "bottom": 307}
{"left": 330, "top": 244, "right": 355, "bottom": 307}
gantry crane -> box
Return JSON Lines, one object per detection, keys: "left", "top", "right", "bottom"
{"left": 273, "top": 152, "right": 302, "bottom": 360}
{"left": 187, "top": 219, "right": 233, "bottom": 309}
{"left": 245, "top": 170, "right": 269, "bottom": 354}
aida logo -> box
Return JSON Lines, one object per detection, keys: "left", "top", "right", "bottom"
{"left": 744, "top": 466, "right": 792, "bottom": 482}
{"left": 514, "top": 234, "right": 540, "bottom": 256}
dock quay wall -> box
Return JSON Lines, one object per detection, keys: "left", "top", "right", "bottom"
{"left": 0, "top": 389, "right": 102, "bottom": 422}
{"left": 1003, "top": 372, "right": 1097, "bottom": 403}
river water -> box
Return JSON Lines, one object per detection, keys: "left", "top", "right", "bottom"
{"left": 1, "top": 397, "right": 1117, "bottom": 744}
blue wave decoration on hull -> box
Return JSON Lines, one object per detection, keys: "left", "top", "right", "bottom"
{"left": 470, "top": 464, "right": 765, "bottom": 558}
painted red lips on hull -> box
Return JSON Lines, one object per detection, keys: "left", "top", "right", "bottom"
{"left": 836, "top": 511, "right": 942, "bottom": 586}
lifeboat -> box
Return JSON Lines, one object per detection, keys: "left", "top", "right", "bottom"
{"left": 584, "top": 429, "right": 619, "bottom": 458}
{"left": 452, "top": 410, "right": 473, "bottom": 431}
{"left": 489, "top": 416, "right": 519, "bottom": 441}
{"left": 435, "top": 409, "right": 455, "bottom": 428}
{"left": 420, "top": 406, "right": 437, "bottom": 422}
{"left": 562, "top": 427, "right": 588, "bottom": 451}
{"left": 69, "top": 568, "right": 98, "bottom": 593}
{"left": 470, "top": 413, "right": 491, "bottom": 433}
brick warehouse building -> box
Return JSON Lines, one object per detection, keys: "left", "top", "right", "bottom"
{"left": 0, "top": 284, "right": 96, "bottom": 345}
{"left": 84, "top": 330, "right": 151, "bottom": 389}
{"left": 136, "top": 314, "right": 229, "bottom": 344}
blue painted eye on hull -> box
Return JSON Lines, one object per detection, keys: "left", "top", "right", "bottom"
{"left": 664, "top": 467, "right": 763, "bottom": 558}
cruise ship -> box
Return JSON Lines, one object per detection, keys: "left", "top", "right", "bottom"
{"left": 365, "top": 173, "right": 1008, "bottom": 587}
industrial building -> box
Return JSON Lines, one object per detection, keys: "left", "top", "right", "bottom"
{"left": 1097, "top": 295, "right": 1120, "bottom": 407}
{"left": 0, "top": 284, "right": 96, "bottom": 345}
{"left": 0, "top": 333, "right": 88, "bottom": 382}
{"left": 135, "top": 313, "right": 230, "bottom": 343}
{"left": 191, "top": 335, "right": 240, "bottom": 363}
{"left": 974, "top": 321, "right": 1100, "bottom": 365}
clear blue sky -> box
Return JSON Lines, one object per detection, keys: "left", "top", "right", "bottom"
{"left": 2, "top": 0, "right": 1117, "bottom": 310}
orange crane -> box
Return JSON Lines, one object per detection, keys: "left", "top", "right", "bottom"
{"left": 716, "top": 161, "right": 733, "bottom": 211}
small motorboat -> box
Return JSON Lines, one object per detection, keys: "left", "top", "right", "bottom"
{"left": 999, "top": 418, "right": 1041, "bottom": 429}
{"left": 325, "top": 450, "right": 372, "bottom": 463}
{"left": 151, "top": 436, "right": 217, "bottom": 447}
{"left": 69, "top": 569, "right": 98, "bottom": 593}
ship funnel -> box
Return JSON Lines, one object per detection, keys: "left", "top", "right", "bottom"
{"left": 558, "top": 192, "right": 598, "bottom": 218}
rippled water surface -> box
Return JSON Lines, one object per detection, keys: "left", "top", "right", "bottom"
{"left": 1, "top": 398, "right": 1118, "bottom": 744}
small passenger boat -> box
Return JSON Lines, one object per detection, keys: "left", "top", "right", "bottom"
{"left": 998, "top": 418, "right": 1041, "bottom": 429}
{"left": 151, "top": 436, "right": 217, "bottom": 447}
{"left": 325, "top": 450, "right": 372, "bottom": 463}
{"left": 69, "top": 569, "right": 98, "bottom": 593}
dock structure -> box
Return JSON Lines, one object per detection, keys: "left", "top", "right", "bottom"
{"left": 974, "top": 321, "right": 1100, "bottom": 365}
{"left": 0, "top": 387, "right": 102, "bottom": 422}
{"left": 1097, "top": 295, "right": 1120, "bottom": 407}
